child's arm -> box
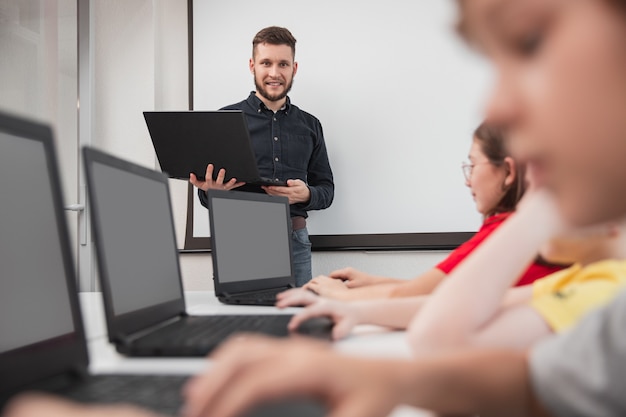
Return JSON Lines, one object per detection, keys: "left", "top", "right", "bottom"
{"left": 407, "top": 190, "right": 565, "bottom": 354}
{"left": 387, "top": 267, "right": 448, "bottom": 297}
{"left": 303, "top": 276, "right": 399, "bottom": 300}
{"left": 502, "top": 285, "right": 535, "bottom": 308}
{"left": 326, "top": 267, "right": 406, "bottom": 287}
{"left": 302, "top": 267, "right": 447, "bottom": 301}
{"left": 277, "top": 289, "right": 427, "bottom": 338}
{"left": 281, "top": 284, "right": 538, "bottom": 342}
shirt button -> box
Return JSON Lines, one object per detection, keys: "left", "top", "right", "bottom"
{"left": 275, "top": 178, "right": 280, "bottom": 182}
{"left": 273, "top": 117, "right": 277, "bottom": 122}
{"left": 257, "top": 109, "right": 261, "bottom": 113}
{"left": 275, "top": 157, "right": 279, "bottom": 162}
{"left": 274, "top": 137, "right": 279, "bottom": 141}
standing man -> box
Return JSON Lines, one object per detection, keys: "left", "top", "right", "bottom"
{"left": 190, "top": 26, "right": 334, "bottom": 287}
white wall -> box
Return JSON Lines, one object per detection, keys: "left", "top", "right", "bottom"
{"left": 193, "top": 0, "right": 491, "bottom": 237}
{"left": 91, "top": 0, "right": 452, "bottom": 291}
{"left": 92, "top": 0, "right": 155, "bottom": 164}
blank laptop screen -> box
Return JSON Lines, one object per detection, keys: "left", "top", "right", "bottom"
{"left": 211, "top": 196, "right": 292, "bottom": 283}
{"left": 89, "top": 161, "right": 183, "bottom": 316}
{"left": 0, "top": 131, "right": 74, "bottom": 354}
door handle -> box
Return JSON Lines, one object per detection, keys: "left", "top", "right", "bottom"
{"left": 65, "top": 204, "right": 87, "bottom": 245}
{"left": 65, "top": 204, "right": 85, "bottom": 212}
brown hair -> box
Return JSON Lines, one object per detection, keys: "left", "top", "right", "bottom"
{"left": 252, "top": 26, "right": 297, "bottom": 59}
{"left": 473, "top": 122, "right": 527, "bottom": 216}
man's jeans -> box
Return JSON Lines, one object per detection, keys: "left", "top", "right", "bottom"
{"left": 292, "top": 227, "right": 312, "bottom": 287}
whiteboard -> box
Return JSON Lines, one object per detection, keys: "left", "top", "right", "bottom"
{"left": 192, "top": 0, "right": 492, "bottom": 239}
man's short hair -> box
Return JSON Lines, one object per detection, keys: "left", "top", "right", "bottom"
{"left": 252, "top": 26, "right": 297, "bottom": 59}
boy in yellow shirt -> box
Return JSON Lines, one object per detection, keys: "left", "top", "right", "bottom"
{"left": 531, "top": 260, "right": 626, "bottom": 332}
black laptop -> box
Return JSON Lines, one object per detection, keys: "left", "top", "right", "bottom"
{"left": 82, "top": 147, "right": 332, "bottom": 357}
{"left": 143, "top": 110, "right": 286, "bottom": 186}
{"left": 0, "top": 111, "right": 327, "bottom": 417}
{"left": 207, "top": 189, "right": 299, "bottom": 306}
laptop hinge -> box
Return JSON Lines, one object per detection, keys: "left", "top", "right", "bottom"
{"left": 118, "top": 314, "right": 186, "bottom": 345}
{"left": 222, "top": 285, "right": 293, "bottom": 298}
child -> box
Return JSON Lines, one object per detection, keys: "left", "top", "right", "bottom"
{"left": 282, "top": 190, "right": 626, "bottom": 353}
{"left": 300, "top": 123, "right": 565, "bottom": 301}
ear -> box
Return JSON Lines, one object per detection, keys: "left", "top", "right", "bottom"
{"left": 503, "top": 156, "right": 516, "bottom": 187}
{"left": 293, "top": 61, "right": 299, "bottom": 77}
{"left": 249, "top": 57, "right": 255, "bottom": 74}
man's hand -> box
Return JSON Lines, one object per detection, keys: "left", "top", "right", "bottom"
{"left": 189, "top": 164, "right": 245, "bottom": 192}
{"left": 262, "top": 179, "right": 310, "bottom": 204}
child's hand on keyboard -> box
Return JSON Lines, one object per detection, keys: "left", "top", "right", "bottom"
{"left": 275, "top": 287, "right": 319, "bottom": 308}
{"left": 287, "top": 298, "right": 363, "bottom": 341}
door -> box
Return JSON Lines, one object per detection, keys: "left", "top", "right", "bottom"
{"left": 0, "top": 0, "right": 95, "bottom": 290}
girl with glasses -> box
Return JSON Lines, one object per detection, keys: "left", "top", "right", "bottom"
{"left": 297, "top": 122, "right": 565, "bottom": 301}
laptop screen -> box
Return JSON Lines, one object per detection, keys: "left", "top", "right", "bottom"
{"left": 209, "top": 191, "right": 293, "bottom": 284}
{"left": 0, "top": 130, "right": 74, "bottom": 354}
{"left": 87, "top": 158, "right": 184, "bottom": 316}
{"left": 0, "top": 114, "right": 87, "bottom": 400}
{"left": 144, "top": 111, "right": 264, "bottom": 183}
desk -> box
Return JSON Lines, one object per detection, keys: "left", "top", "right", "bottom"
{"left": 79, "top": 291, "right": 433, "bottom": 417}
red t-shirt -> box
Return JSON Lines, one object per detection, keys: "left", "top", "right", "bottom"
{"left": 436, "top": 212, "right": 565, "bottom": 287}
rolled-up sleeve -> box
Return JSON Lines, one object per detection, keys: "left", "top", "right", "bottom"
{"left": 529, "top": 289, "right": 626, "bottom": 417}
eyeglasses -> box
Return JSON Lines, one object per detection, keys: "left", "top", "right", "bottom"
{"left": 461, "top": 161, "right": 491, "bottom": 181}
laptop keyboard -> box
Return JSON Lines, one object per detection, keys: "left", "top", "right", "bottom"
{"left": 62, "top": 374, "right": 327, "bottom": 417}
{"left": 62, "top": 374, "right": 188, "bottom": 415}
{"left": 131, "top": 315, "right": 293, "bottom": 356}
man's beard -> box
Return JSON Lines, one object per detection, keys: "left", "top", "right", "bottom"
{"left": 254, "top": 73, "right": 294, "bottom": 103}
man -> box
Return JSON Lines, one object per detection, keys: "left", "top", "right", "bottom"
{"left": 190, "top": 26, "right": 334, "bottom": 287}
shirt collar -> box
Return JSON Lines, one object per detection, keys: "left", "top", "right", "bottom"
{"left": 247, "top": 91, "right": 291, "bottom": 114}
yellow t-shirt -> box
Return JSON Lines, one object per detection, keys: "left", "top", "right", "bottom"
{"left": 531, "top": 260, "right": 626, "bottom": 332}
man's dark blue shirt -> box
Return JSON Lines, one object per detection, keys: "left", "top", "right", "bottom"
{"left": 199, "top": 92, "right": 334, "bottom": 218}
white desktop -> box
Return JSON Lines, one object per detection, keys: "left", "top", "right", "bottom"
{"left": 79, "top": 291, "right": 433, "bottom": 417}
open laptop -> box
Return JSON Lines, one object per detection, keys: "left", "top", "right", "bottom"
{"left": 82, "top": 147, "right": 332, "bottom": 357}
{"left": 207, "top": 189, "right": 298, "bottom": 306}
{"left": 143, "top": 110, "right": 286, "bottom": 186}
{"left": 0, "top": 111, "right": 326, "bottom": 416}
